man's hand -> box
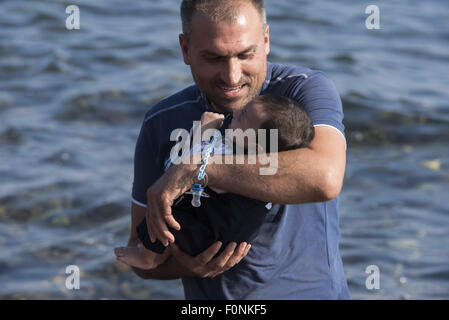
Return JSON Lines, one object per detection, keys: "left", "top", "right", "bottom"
{"left": 170, "top": 241, "right": 251, "bottom": 279}
{"left": 146, "top": 164, "right": 196, "bottom": 246}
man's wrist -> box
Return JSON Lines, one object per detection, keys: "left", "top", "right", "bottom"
{"left": 179, "top": 159, "right": 200, "bottom": 177}
{"left": 177, "top": 151, "right": 224, "bottom": 191}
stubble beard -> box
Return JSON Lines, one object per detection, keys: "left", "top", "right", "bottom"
{"left": 208, "top": 87, "right": 258, "bottom": 114}
{"left": 191, "top": 64, "right": 267, "bottom": 114}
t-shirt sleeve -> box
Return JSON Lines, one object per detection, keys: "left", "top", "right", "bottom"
{"left": 131, "top": 120, "right": 159, "bottom": 208}
{"left": 288, "top": 71, "right": 345, "bottom": 138}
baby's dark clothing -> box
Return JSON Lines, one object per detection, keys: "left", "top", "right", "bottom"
{"left": 137, "top": 114, "right": 270, "bottom": 256}
{"left": 137, "top": 187, "right": 269, "bottom": 256}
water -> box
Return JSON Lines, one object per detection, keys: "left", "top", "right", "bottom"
{"left": 0, "top": 0, "right": 448, "bottom": 299}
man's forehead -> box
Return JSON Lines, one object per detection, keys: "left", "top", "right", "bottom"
{"left": 190, "top": 21, "right": 263, "bottom": 55}
{"left": 188, "top": 5, "right": 264, "bottom": 46}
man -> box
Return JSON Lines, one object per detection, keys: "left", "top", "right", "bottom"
{"left": 124, "top": 0, "right": 350, "bottom": 299}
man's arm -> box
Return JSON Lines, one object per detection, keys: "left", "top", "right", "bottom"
{"left": 125, "top": 202, "right": 251, "bottom": 280}
{"left": 206, "top": 125, "right": 346, "bottom": 204}
{"left": 146, "top": 125, "right": 346, "bottom": 246}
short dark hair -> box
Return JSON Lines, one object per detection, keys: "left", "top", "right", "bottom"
{"left": 256, "top": 94, "right": 315, "bottom": 152}
{"left": 180, "top": 0, "right": 266, "bottom": 41}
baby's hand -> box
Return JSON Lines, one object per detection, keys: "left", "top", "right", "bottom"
{"left": 201, "top": 112, "right": 225, "bottom": 131}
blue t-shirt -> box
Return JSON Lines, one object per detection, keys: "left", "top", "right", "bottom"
{"left": 132, "top": 62, "right": 350, "bottom": 299}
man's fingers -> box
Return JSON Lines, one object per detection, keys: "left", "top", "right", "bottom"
{"left": 165, "top": 215, "right": 181, "bottom": 231}
{"left": 146, "top": 208, "right": 156, "bottom": 243}
{"left": 148, "top": 200, "right": 174, "bottom": 246}
{"left": 205, "top": 242, "right": 242, "bottom": 279}
{"left": 244, "top": 243, "right": 252, "bottom": 256}
{"left": 237, "top": 243, "right": 251, "bottom": 262}
{"left": 238, "top": 242, "right": 249, "bottom": 258}
{"left": 196, "top": 241, "right": 223, "bottom": 265}
{"left": 170, "top": 242, "right": 251, "bottom": 279}
{"left": 229, "top": 242, "right": 250, "bottom": 268}
{"left": 159, "top": 202, "right": 176, "bottom": 244}
{"left": 147, "top": 200, "right": 170, "bottom": 245}
{"left": 150, "top": 207, "right": 172, "bottom": 246}
{"left": 162, "top": 229, "right": 175, "bottom": 245}
{"left": 211, "top": 242, "right": 237, "bottom": 270}
{"left": 157, "top": 219, "right": 173, "bottom": 247}
{"left": 147, "top": 203, "right": 162, "bottom": 244}
{"left": 164, "top": 208, "right": 181, "bottom": 231}
{"left": 218, "top": 242, "right": 250, "bottom": 272}
{"left": 148, "top": 219, "right": 158, "bottom": 244}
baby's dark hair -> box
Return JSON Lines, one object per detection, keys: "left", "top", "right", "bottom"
{"left": 255, "top": 94, "right": 315, "bottom": 152}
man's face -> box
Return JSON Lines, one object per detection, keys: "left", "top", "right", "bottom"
{"left": 179, "top": 2, "right": 270, "bottom": 114}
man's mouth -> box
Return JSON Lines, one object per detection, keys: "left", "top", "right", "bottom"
{"left": 218, "top": 84, "right": 247, "bottom": 97}
{"left": 221, "top": 85, "right": 243, "bottom": 92}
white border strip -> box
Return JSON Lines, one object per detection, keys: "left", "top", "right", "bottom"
{"left": 132, "top": 197, "right": 147, "bottom": 208}
{"left": 314, "top": 124, "right": 347, "bottom": 150}
{"left": 266, "top": 73, "right": 309, "bottom": 85}
{"left": 145, "top": 96, "right": 202, "bottom": 123}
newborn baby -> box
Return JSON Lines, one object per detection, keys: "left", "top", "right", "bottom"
{"left": 114, "top": 93, "right": 315, "bottom": 270}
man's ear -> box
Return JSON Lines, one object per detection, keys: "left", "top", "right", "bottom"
{"left": 179, "top": 33, "right": 191, "bottom": 65}
{"left": 264, "top": 25, "right": 270, "bottom": 55}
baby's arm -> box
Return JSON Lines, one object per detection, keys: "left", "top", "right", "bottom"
{"left": 199, "top": 112, "right": 231, "bottom": 194}
{"left": 190, "top": 111, "right": 226, "bottom": 154}
{"left": 201, "top": 112, "right": 225, "bottom": 132}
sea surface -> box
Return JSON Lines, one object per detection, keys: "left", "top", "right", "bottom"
{"left": 0, "top": 0, "right": 448, "bottom": 299}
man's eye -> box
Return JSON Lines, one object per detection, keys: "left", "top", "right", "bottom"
{"left": 239, "top": 54, "right": 254, "bottom": 60}
{"left": 206, "top": 56, "right": 222, "bottom": 62}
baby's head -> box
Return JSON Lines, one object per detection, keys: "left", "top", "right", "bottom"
{"left": 228, "top": 94, "right": 315, "bottom": 152}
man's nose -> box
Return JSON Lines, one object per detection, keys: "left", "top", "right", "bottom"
{"left": 221, "top": 58, "right": 242, "bottom": 87}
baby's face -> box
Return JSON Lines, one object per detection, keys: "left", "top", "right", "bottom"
{"left": 227, "top": 100, "right": 267, "bottom": 149}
